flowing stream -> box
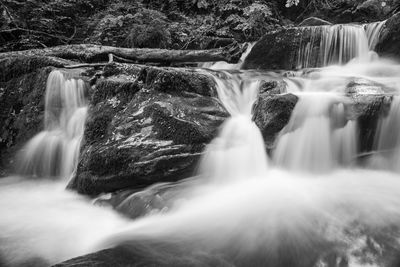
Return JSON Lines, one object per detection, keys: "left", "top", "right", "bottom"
{"left": 2, "top": 22, "right": 400, "bottom": 266}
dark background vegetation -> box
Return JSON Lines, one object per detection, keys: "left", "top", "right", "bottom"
{"left": 1, "top": 0, "right": 399, "bottom": 52}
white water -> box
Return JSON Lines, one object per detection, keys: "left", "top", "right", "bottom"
{"left": 274, "top": 94, "right": 358, "bottom": 171}
{"left": 100, "top": 21, "right": 400, "bottom": 266}
{"left": 372, "top": 96, "right": 400, "bottom": 171}
{"left": 17, "top": 70, "right": 88, "bottom": 180}
{"left": 297, "top": 22, "right": 385, "bottom": 68}
{"left": 199, "top": 71, "right": 268, "bottom": 182}
{"left": 3, "top": 20, "right": 400, "bottom": 267}
{"left": 0, "top": 71, "right": 128, "bottom": 266}
{"left": 0, "top": 178, "right": 127, "bottom": 265}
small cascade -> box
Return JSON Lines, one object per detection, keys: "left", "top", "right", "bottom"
{"left": 199, "top": 71, "right": 268, "bottom": 181}
{"left": 364, "top": 20, "right": 386, "bottom": 50}
{"left": 274, "top": 94, "right": 358, "bottom": 172}
{"left": 297, "top": 21, "right": 385, "bottom": 68}
{"left": 17, "top": 70, "right": 87, "bottom": 180}
{"left": 373, "top": 96, "right": 400, "bottom": 170}
{"left": 200, "top": 42, "right": 255, "bottom": 70}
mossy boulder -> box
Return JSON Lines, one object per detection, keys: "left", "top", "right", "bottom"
{"left": 70, "top": 64, "right": 228, "bottom": 195}
{"left": 242, "top": 27, "right": 322, "bottom": 70}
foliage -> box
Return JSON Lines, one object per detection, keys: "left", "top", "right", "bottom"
{"left": 221, "top": 1, "right": 279, "bottom": 40}
{"left": 0, "top": 0, "right": 284, "bottom": 51}
{"left": 124, "top": 9, "right": 172, "bottom": 48}
{"left": 286, "top": 0, "right": 300, "bottom": 8}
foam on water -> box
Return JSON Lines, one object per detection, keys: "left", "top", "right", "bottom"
{"left": 3, "top": 20, "right": 400, "bottom": 267}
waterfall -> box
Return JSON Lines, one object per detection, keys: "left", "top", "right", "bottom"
{"left": 297, "top": 22, "right": 385, "bottom": 68}
{"left": 373, "top": 96, "right": 400, "bottom": 170}
{"left": 4, "top": 18, "right": 400, "bottom": 267}
{"left": 274, "top": 94, "right": 358, "bottom": 172}
{"left": 198, "top": 71, "right": 268, "bottom": 181}
{"left": 364, "top": 20, "right": 386, "bottom": 50}
{"left": 17, "top": 70, "right": 87, "bottom": 180}
{"left": 0, "top": 70, "right": 129, "bottom": 266}
{"left": 200, "top": 42, "right": 255, "bottom": 70}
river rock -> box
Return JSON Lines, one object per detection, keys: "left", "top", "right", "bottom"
{"left": 376, "top": 12, "right": 400, "bottom": 59}
{"left": 253, "top": 92, "right": 299, "bottom": 148}
{"left": 70, "top": 63, "right": 228, "bottom": 195}
{"left": 242, "top": 27, "right": 322, "bottom": 70}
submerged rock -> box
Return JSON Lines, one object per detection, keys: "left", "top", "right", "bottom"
{"left": 70, "top": 64, "right": 228, "bottom": 195}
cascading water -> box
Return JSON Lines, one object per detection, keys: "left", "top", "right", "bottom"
{"left": 372, "top": 96, "right": 400, "bottom": 171}
{"left": 100, "top": 21, "right": 400, "bottom": 266}
{"left": 200, "top": 42, "right": 255, "bottom": 70}
{"left": 0, "top": 70, "right": 127, "bottom": 266}
{"left": 274, "top": 94, "right": 358, "bottom": 172}
{"left": 198, "top": 70, "right": 268, "bottom": 182}
{"left": 365, "top": 20, "right": 386, "bottom": 50}
{"left": 297, "top": 21, "right": 385, "bottom": 68}
{"left": 17, "top": 70, "right": 87, "bottom": 180}
{"left": 4, "top": 19, "right": 400, "bottom": 267}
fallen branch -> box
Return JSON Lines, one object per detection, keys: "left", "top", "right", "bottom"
{"left": 0, "top": 43, "right": 244, "bottom": 64}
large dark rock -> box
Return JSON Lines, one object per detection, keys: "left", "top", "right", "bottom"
{"left": 242, "top": 27, "right": 321, "bottom": 70}
{"left": 242, "top": 28, "right": 300, "bottom": 70}
{"left": 70, "top": 64, "right": 228, "bottom": 195}
{"left": 253, "top": 92, "right": 299, "bottom": 148}
{"left": 376, "top": 12, "right": 400, "bottom": 59}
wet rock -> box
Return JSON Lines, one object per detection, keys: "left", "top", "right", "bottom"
{"left": 376, "top": 12, "right": 400, "bottom": 59}
{"left": 352, "top": 95, "right": 390, "bottom": 153}
{"left": 94, "top": 179, "right": 197, "bottom": 219}
{"left": 0, "top": 67, "right": 50, "bottom": 175}
{"left": 253, "top": 93, "right": 299, "bottom": 148}
{"left": 53, "top": 245, "right": 233, "bottom": 267}
{"left": 345, "top": 78, "right": 389, "bottom": 95}
{"left": 298, "top": 17, "right": 332, "bottom": 26}
{"left": 258, "top": 80, "right": 287, "bottom": 95}
{"left": 353, "top": 0, "right": 391, "bottom": 22}
{"left": 70, "top": 64, "right": 228, "bottom": 195}
{"left": 242, "top": 27, "right": 321, "bottom": 70}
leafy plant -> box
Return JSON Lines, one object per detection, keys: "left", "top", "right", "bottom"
{"left": 230, "top": 2, "right": 279, "bottom": 40}
{"left": 124, "top": 9, "right": 171, "bottom": 48}
{"left": 286, "top": 0, "right": 300, "bottom": 8}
